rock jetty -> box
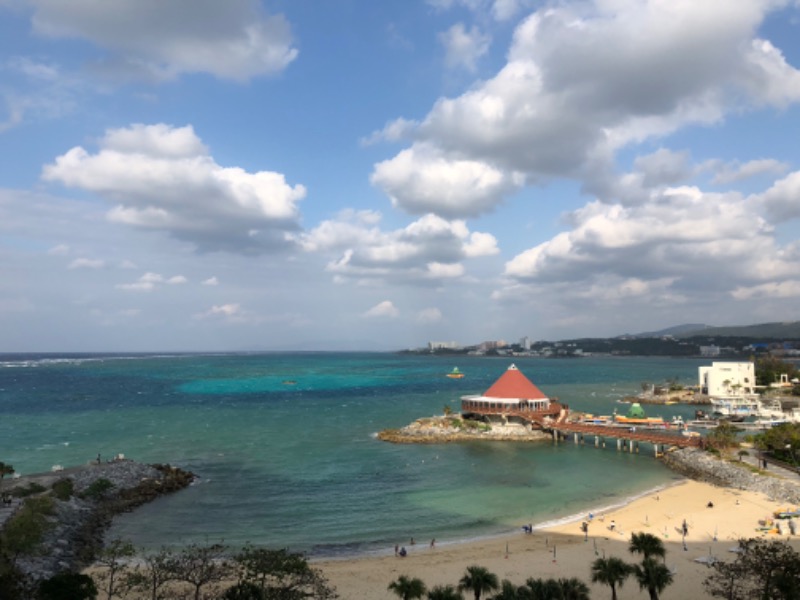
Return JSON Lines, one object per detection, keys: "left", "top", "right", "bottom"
{"left": 378, "top": 415, "right": 551, "bottom": 443}
{"left": 663, "top": 448, "right": 800, "bottom": 504}
{"left": 0, "top": 459, "right": 194, "bottom": 582}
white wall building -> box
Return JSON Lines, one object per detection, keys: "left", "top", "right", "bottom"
{"left": 698, "top": 362, "right": 756, "bottom": 397}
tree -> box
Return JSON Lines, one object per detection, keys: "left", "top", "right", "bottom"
{"left": 233, "top": 546, "right": 336, "bottom": 599}
{"left": 752, "top": 423, "right": 800, "bottom": 464}
{"left": 0, "top": 462, "right": 14, "bottom": 480}
{"left": 703, "top": 538, "right": 800, "bottom": 600}
{"left": 489, "top": 579, "right": 519, "bottom": 600}
{"left": 92, "top": 538, "right": 136, "bottom": 600}
{"left": 427, "top": 584, "right": 463, "bottom": 600}
{"left": 127, "top": 546, "right": 176, "bottom": 600}
{"left": 557, "top": 577, "right": 590, "bottom": 600}
{"left": 170, "top": 542, "right": 232, "bottom": 600}
{"left": 37, "top": 572, "right": 97, "bottom": 600}
{"left": 629, "top": 532, "right": 666, "bottom": 561}
{"left": 0, "top": 496, "right": 55, "bottom": 563}
{"left": 458, "top": 566, "right": 499, "bottom": 600}
{"left": 704, "top": 421, "right": 741, "bottom": 451}
{"left": 388, "top": 575, "right": 427, "bottom": 600}
{"left": 223, "top": 581, "right": 266, "bottom": 600}
{"left": 633, "top": 557, "right": 673, "bottom": 600}
{"left": 591, "top": 556, "right": 632, "bottom": 600}
{"left": 521, "top": 578, "right": 563, "bottom": 600}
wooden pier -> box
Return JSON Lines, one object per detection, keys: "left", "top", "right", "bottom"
{"left": 463, "top": 406, "right": 702, "bottom": 454}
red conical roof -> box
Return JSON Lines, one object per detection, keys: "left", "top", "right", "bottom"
{"left": 483, "top": 364, "right": 548, "bottom": 400}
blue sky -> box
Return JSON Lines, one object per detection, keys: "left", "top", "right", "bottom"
{"left": 1, "top": 0, "right": 800, "bottom": 352}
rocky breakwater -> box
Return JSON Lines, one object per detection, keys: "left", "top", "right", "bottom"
{"left": 663, "top": 448, "right": 800, "bottom": 505}
{"left": 1, "top": 459, "right": 194, "bottom": 581}
{"left": 378, "top": 414, "right": 551, "bottom": 444}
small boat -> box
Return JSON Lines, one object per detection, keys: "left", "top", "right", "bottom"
{"left": 446, "top": 367, "right": 465, "bottom": 379}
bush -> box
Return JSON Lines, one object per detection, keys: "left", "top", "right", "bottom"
{"left": 37, "top": 572, "right": 97, "bottom": 600}
{"left": 80, "top": 478, "right": 115, "bottom": 500}
{"left": 50, "top": 479, "right": 73, "bottom": 501}
{"left": 10, "top": 483, "right": 46, "bottom": 498}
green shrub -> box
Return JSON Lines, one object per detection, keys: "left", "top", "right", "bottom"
{"left": 80, "top": 478, "right": 114, "bottom": 500}
{"left": 10, "top": 483, "right": 46, "bottom": 498}
{"left": 50, "top": 479, "right": 73, "bottom": 501}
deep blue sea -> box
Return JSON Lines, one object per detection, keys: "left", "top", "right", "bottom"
{"left": 0, "top": 352, "right": 707, "bottom": 557}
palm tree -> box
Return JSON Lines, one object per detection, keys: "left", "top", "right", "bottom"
{"left": 389, "top": 575, "right": 427, "bottom": 600}
{"left": 629, "top": 532, "right": 666, "bottom": 561}
{"left": 489, "top": 580, "right": 518, "bottom": 600}
{"left": 557, "top": 577, "right": 590, "bottom": 600}
{"left": 458, "top": 566, "right": 499, "bottom": 600}
{"left": 427, "top": 584, "right": 463, "bottom": 600}
{"left": 591, "top": 556, "right": 632, "bottom": 600}
{"left": 522, "top": 578, "right": 562, "bottom": 600}
{"left": 633, "top": 557, "right": 673, "bottom": 600}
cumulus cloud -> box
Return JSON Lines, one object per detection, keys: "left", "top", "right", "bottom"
{"left": 371, "top": 143, "right": 524, "bottom": 218}
{"left": 42, "top": 123, "right": 306, "bottom": 254}
{"left": 439, "top": 23, "right": 491, "bottom": 71}
{"left": 48, "top": 244, "right": 70, "bottom": 256}
{"left": 202, "top": 276, "right": 219, "bottom": 286}
{"left": 27, "top": 0, "right": 298, "bottom": 82}
{"left": 374, "top": 0, "right": 800, "bottom": 218}
{"left": 363, "top": 300, "right": 400, "bottom": 318}
{"left": 495, "top": 179, "right": 800, "bottom": 327}
{"left": 755, "top": 170, "right": 800, "bottom": 222}
{"left": 299, "top": 210, "right": 498, "bottom": 284}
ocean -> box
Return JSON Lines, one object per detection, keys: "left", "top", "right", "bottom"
{"left": 0, "top": 352, "right": 706, "bottom": 557}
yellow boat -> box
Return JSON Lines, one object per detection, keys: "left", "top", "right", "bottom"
{"left": 446, "top": 367, "right": 465, "bottom": 379}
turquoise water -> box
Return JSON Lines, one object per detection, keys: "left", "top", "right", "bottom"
{"left": 0, "top": 353, "right": 705, "bottom": 556}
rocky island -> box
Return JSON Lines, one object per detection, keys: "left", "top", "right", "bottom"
{"left": 378, "top": 414, "right": 551, "bottom": 443}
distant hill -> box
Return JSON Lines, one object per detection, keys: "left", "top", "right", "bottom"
{"left": 676, "top": 321, "right": 800, "bottom": 340}
{"left": 626, "top": 321, "right": 800, "bottom": 340}
{"left": 622, "top": 324, "right": 711, "bottom": 338}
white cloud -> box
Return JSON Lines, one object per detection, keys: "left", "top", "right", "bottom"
{"left": 48, "top": 244, "right": 70, "bottom": 256}
{"left": 712, "top": 158, "right": 789, "bottom": 184}
{"left": 116, "top": 271, "right": 186, "bottom": 292}
{"left": 27, "top": 0, "right": 298, "bottom": 82}
{"left": 300, "top": 210, "right": 498, "bottom": 284}
{"left": 363, "top": 300, "right": 400, "bottom": 318}
{"left": 417, "top": 307, "right": 443, "bottom": 323}
{"left": 202, "top": 276, "right": 219, "bottom": 286}
{"left": 68, "top": 257, "right": 104, "bottom": 269}
{"left": 755, "top": 170, "right": 800, "bottom": 222}
{"left": 371, "top": 143, "right": 524, "bottom": 218}
{"left": 439, "top": 23, "right": 491, "bottom": 72}
{"left": 374, "top": 0, "right": 800, "bottom": 217}
{"left": 732, "top": 280, "right": 800, "bottom": 300}
{"left": 42, "top": 123, "right": 306, "bottom": 253}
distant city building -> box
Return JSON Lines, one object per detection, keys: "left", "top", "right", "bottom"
{"left": 520, "top": 336, "right": 531, "bottom": 351}
{"left": 428, "top": 341, "right": 460, "bottom": 351}
{"left": 700, "top": 345, "right": 721, "bottom": 357}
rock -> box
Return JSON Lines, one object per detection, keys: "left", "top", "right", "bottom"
{"left": 378, "top": 415, "right": 551, "bottom": 444}
{"left": 662, "top": 448, "right": 800, "bottom": 504}
{"left": 4, "top": 460, "right": 195, "bottom": 582}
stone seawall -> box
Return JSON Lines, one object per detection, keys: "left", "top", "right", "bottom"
{"left": 1, "top": 459, "right": 194, "bottom": 581}
{"left": 662, "top": 448, "right": 800, "bottom": 504}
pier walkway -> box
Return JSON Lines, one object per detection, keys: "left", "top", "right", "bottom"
{"left": 464, "top": 406, "right": 702, "bottom": 453}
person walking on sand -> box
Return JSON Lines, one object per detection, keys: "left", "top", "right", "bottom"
{"left": 430, "top": 538, "right": 435, "bottom": 548}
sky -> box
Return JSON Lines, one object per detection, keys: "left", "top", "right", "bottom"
{"left": 1, "top": 0, "right": 800, "bottom": 352}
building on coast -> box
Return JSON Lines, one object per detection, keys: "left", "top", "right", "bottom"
{"left": 460, "top": 363, "right": 565, "bottom": 425}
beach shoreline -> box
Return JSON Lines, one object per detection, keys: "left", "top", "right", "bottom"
{"left": 314, "top": 479, "right": 800, "bottom": 599}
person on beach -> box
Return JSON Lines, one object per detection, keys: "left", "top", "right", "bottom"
{"left": 682, "top": 519, "right": 688, "bottom": 536}
{"left": 394, "top": 545, "right": 398, "bottom": 556}
{"left": 609, "top": 519, "right": 616, "bottom": 531}
{"left": 398, "top": 546, "right": 407, "bottom": 557}
{"left": 430, "top": 538, "right": 435, "bottom": 548}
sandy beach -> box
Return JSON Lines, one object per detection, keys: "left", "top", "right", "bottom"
{"left": 315, "top": 480, "right": 800, "bottom": 599}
